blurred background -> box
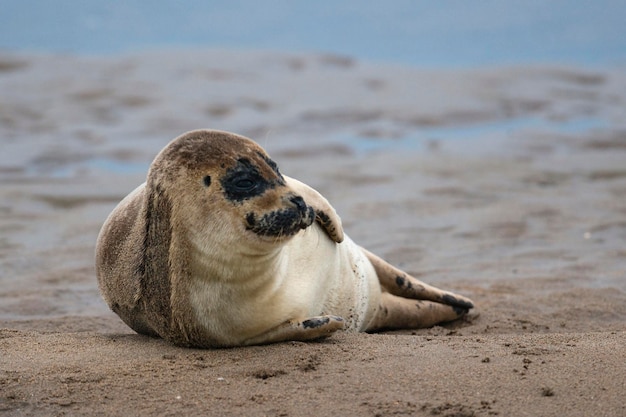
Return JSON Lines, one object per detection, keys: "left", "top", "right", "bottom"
{"left": 1, "top": 1, "right": 625, "bottom": 328}
{"left": 1, "top": 0, "right": 625, "bottom": 67}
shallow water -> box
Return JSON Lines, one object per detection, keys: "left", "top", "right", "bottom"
{"left": 336, "top": 115, "right": 611, "bottom": 155}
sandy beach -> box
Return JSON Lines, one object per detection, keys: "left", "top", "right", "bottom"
{"left": 1, "top": 50, "right": 625, "bottom": 416}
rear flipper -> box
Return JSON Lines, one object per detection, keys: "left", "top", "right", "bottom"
{"left": 367, "top": 293, "right": 467, "bottom": 332}
{"left": 362, "top": 248, "right": 474, "bottom": 315}
{"left": 241, "top": 315, "right": 345, "bottom": 346}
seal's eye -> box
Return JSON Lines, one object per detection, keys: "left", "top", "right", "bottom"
{"left": 234, "top": 178, "right": 256, "bottom": 191}
{"left": 221, "top": 158, "right": 270, "bottom": 202}
{"left": 203, "top": 176, "right": 211, "bottom": 187}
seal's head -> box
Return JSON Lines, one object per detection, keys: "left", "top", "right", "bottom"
{"left": 148, "top": 129, "right": 315, "bottom": 251}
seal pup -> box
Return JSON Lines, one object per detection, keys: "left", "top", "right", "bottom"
{"left": 96, "top": 129, "right": 474, "bottom": 348}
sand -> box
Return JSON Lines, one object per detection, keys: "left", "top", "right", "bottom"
{"left": 1, "top": 50, "right": 625, "bottom": 416}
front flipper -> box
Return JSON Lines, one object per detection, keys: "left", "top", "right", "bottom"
{"left": 242, "top": 315, "right": 345, "bottom": 346}
{"left": 284, "top": 175, "right": 344, "bottom": 243}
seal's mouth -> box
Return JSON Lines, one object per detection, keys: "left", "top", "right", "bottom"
{"left": 245, "top": 199, "right": 315, "bottom": 239}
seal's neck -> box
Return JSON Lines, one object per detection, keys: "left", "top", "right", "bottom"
{"left": 188, "top": 233, "right": 286, "bottom": 285}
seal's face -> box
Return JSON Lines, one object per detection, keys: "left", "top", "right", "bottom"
{"left": 150, "top": 130, "right": 316, "bottom": 249}
{"left": 218, "top": 153, "right": 315, "bottom": 240}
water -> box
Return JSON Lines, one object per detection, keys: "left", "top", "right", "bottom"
{"left": 340, "top": 116, "right": 610, "bottom": 154}
{"left": 1, "top": 0, "right": 625, "bottom": 68}
{"left": 37, "top": 158, "right": 149, "bottom": 178}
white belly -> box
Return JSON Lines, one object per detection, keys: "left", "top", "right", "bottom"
{"left": 282, "top": 224, "right": 381, "bottom": 331}
{"left": 188, "top": 223, "right": 381, "bottom": 346}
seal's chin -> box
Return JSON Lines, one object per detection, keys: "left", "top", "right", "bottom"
{"left": 245, "top": 206, "right": 315, "bottom": 240}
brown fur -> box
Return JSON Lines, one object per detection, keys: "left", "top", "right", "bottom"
{"left": 96, "top": 129, "right": 474, "bottom": 348}
{"left": 96, "top": 130, "right": 345, "bottom": 347}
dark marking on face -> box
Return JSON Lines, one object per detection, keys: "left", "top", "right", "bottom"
{"left": 441, "top": 294, "right": 474, "bottom": 310}
{"left": 221, "top": 158, "right": 269, "bottom": 202}
{"left": 289, "top": 195, "right": 307, "bottom": 216}
{"left": 246, "top": 206, "right": 314, "bottom": 238}
{"left": 257, "top": 152, "right": 282, "bottom": 177}
{"left": 203, "top": 175, "right": 211, "bottom": 187}
{"left": 221, "top": 157, "right": 285, "bottom": 203}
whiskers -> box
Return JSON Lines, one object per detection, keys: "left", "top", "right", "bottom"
{"left": 260, "top": 129, "right": 275, "bottom": 152}
{"left": 272, "top": 227, "right": 288, "bottom": 245}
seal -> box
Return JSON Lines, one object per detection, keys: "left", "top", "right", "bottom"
{"left": 96, "top": 129, "right": 474, "bottom": 348}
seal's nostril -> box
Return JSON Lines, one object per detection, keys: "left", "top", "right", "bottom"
{"left": 289, "top": 195, "right": 307, "bottom": 214}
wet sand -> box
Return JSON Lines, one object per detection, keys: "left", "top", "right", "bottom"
{"left": 1, "top": 50, "right": 625, "bottom": 416}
